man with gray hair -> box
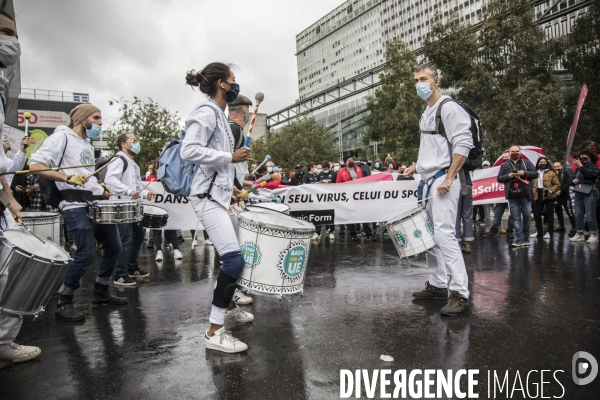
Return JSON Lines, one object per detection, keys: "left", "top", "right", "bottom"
{"left": 228, "top": 94, "right": 252, "bottom": 187}
{"left": 403, "top": 63, "right": 473, "bottom": 316}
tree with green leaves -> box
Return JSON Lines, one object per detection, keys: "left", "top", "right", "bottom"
{"left": 364, "top": 40, "right": 423, "bottom": 163}
{"left": 423, "top": 0, "right": 568, "bottom": 160}
{"left": 564, "top": 0, "right": 600, "bottom": 142}
{"left": 105, "top": 97, "right": 181, "bottom": 167}
{"left": 251, "top": 116, "right": 337, "bottom": 172}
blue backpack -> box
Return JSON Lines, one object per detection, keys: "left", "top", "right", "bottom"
{"left": 157, "top": 105, "right": 218, "bottom": 197}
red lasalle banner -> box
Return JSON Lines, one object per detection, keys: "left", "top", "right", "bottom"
{"left": 471, "top": 167, "right": 507, "bottom": 205}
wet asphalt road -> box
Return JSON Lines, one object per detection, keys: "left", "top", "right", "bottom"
{"left": 1, "top": 225, "right": 599, "bottom": 400}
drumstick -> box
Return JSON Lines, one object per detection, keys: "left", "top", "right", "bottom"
{"left": 15, "top": 217, "right": 46, "bottom": 244}
{"left": 0, "top": 164, "right": 96, "bottom": 176}
{"left": 87, "top": 157, "right": 118, "bottom": 178}
{"left": 243, "top": 92, "right": 265, "bottom": 148}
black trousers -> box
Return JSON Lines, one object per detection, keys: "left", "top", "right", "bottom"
{"left": 533, "top": 189, "right": 554, "bottom": 235}
{"left": 554, "top": 195, "right": 575, "bottom": 229}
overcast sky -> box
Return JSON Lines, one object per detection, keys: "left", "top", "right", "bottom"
{"left": 14, "top": 0, "right": 344, "bottom": 126}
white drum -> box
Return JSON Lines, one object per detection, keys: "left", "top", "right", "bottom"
{"left": 88, "top": 200, "right": 143, "bottom": 224}
{"left": 386, "top": 207, "right": 436, "bottom": 259}
{"left": 236, "top": 211, "right": 315, "bottom": 297}
{"left": 0, "top": 229, "right": 71, "bottom": 318}
{"left": 246, "top": 202, "right": 291, "bottom": 215}
{"left": 20, "top": 211, "right": 62, "bottom": 244}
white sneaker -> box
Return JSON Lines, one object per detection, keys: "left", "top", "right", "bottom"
{"left": 224, "top": 306, "right": 254, "bottom": 323}
{"left": 174, "top": 249, "right": 183, "bottom": 259}
{"left": 329, "top": 233, "right": 335, "bottom": 239}
{"left": 543, "top": 232, "right": 551, "bottom": 239}
{"left": 587, "top": 234, "right": 599, "bottom": 243}
{"left": 312, "top": 233, "right": 321, "bottom": 240}
{"left": 205, "top": 327, "right": 248, "bottom": 353}
{"left": 570, "top": 234, "right": 586, "bottom": 242}
{"left": 233, "top": 289, "right": 253, "bottom": 305}
{"left": 155, "top": 250, "right": 164, "bottom": 261}
{"left": 0, "top": 342, "right": 41, "bottom": 363}
{"left": 530, "top": 232, "right": 538, "bottom": 238}
{"left": 205, "top": 239, "right": 213, "bottom": 246}
{"left": 192, "top": 239, "right": 198, "bottom": 246}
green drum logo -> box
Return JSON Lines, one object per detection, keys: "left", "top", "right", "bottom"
{"left": 395, "top": 233, "right": 408, "bottom": 248}
{"left": 241, "top": 242, "right": 261, "bottom": 269}
{"left": 426, "top": 218, "right": 434, "bottom": 234}
{"left": 278, "top": 241, "right": 308, "bottom": 282}
{"left": 414, "top": 229, "right": 422, "bottom": 238}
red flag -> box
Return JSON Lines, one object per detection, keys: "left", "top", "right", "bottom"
{"left": 565, "top": 84, "right": 588, "bottom": 166}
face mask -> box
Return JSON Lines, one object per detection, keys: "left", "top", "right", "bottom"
{"left": 225, "top": 83, "right": 240, "bottom": 103}
{"left": 416, "top": 82, "right": 433, "bottom": 100}
{"left": 244, "top": 115, "right": 250, "bottom": 125}
{"left": 399, "top": 168, "right": 405, "bottom": 174}
{"left": 0, "top": 36, "right": 21, "bottom": 68}
{"left": 375, "top": 162, "right": 380, "bottom": 168}
{"left": 323, "top": 169, "right": 329, "bottom": 173}
{"left": 580, "top": 159, "right": 590, "bottom": 165}
{"left": 538, "top": 163, "right": 547, "bottom": 170}
{"left": 333, "top": 166, "right": 340, "bottom": 172}
{"left": 315, "top": 169, "right": 322, "bottom": 174}
{"left": 267, "top": 167, "right": 273, "bottom": 173}
{"left": 510, "top": 153, "right": 520, "bottom": 160}
{"left": 555, "top": 169, "right": 562, "bottom": 174}
{"left": 130, "top": 142, "right": 141, "bottom": 154}
{"left": 347, "top": 161, "right": 354, "bottom": 168}
{"left": 85, "top": 121, "right": 102, "bottom": 139}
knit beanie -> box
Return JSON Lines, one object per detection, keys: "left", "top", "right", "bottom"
{"left": 69, "top": 104, "right": 100, "bottom": 126}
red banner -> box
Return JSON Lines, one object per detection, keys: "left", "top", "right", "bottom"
{"left": 565, "top": 84, "right": 588, "bottom": 165}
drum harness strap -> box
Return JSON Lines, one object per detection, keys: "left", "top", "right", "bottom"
{"left": 417, "top": 167, "right": 450, "bottom": 207}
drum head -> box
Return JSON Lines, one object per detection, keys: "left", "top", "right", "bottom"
{"left": 1, "top": 229, "right": 70, "bottom": 262}
{"left": 92, "top": 200, "right": 139, "bottom": 206}
{"left": 238, "top": 211, "right": 314, "bottom": 232}
{"left": 143, "top": 205, "right": 168, "bottom": 215}
{"left": 247, "top": 203, "right": 290, "bottom": 214}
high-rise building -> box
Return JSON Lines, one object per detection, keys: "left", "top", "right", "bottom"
{"left": 281, "top": 0, "right": 590, "bottom": 160}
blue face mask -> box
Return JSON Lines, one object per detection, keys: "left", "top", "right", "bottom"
{"left": 130, "top": 142, "right": 141, "bottom": 154}
{"left": 375, "top": 162, "right": 380, "bottom": 168}
{"left": 225, "top": 83, "right": 240, "bottom": 103}
{"left": 85, "top": 121, "right": 102, "bottom": 139}
{"left": 245, "top": 114, "right": 250, "bottom": 125}
{"left": 416, "top": 82, "right": 433, "bottom": 100}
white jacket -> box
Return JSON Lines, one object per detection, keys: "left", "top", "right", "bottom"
{"left": 180, "top": 100, "right": 236, "bottom": 209}
{"left": 104, "top": 150, "right": 148, "bottom": 200}
{"left": 29, "top": 126, "right": 103, "bottom": 210}
{"left": 417, "top": 95, "right": 473, "bottom": 180}
{"left": 0, "top": 149, "right": 27, "bottom": 190}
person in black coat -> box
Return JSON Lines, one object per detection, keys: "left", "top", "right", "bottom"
{"left": 569, "top": 149, "right": 599, "bottom": 243}
{"left": 552, "top": 161, "right": 575, "bottom": 233}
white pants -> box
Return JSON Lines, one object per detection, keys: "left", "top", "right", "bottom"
{"left": 425, "top": 177, "right": 469, "bottom": 298}
{"left": 0, "top": 210, "right": 23, "bottom": 350}
{"left": 190, "top": 198, "right": 240, "bottom": 257}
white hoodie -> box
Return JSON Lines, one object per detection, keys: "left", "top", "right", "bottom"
{"left": 29, "top": 125, "right": 103, "bottom": 210}
{"left": 417, "top": 95, "right": 473, "bottom": 180}
{"left": 181, "top": 100, "right": 236, "bottom": 209}
{"left": 104, "top": 150, "right": 148, "bottom": 200}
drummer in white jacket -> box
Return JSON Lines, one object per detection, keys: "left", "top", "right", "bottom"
{"left": 30, "top": 104, "right": 128, "bottom": 323}
{"left": 104, "top": 132, "right": 156, "bottom": 286}
{"left": 181, "top": 62, "right": 255, "bottom": 353}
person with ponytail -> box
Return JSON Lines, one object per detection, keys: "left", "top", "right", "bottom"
{"left": 180, "top": 62, "right": 255, "bottom": 353}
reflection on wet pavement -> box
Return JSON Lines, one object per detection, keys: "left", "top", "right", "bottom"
{"left": 1, "top": 228, "right": 598, "bottom": 399}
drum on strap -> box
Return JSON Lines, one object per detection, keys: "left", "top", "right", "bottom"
{"left": 140, "top": 205, "right": 169, "bottom": 228}
{"left": 20, "top": 211, "right": 61, "bottom": 243}
{"left": 236, "top": 211, "right": 315, "bottom": 297}
{"left": 0, "top": 229, "right": 71, "bottom": 318}
{"left": 386, "top": 207, "right": 436, "bottom": 259}
{"left": 246, "top": 202, "right": 291, "bottom": 216}
{"left": 88, "top": 200, "right": 143, "bottom": 224}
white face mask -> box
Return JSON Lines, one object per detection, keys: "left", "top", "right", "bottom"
{"left": 267, "top": 167, "right": 273, "bottom": 173}
{"left": 333, "top": 166, "right": 340, "bottom": 172}
{"left": 0, "top": 36, "right": 21, "bottom": 68}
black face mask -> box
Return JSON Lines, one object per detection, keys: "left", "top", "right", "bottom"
{"left": 225, "top": 83, "right": 240, "bottom": 103}
{"left": 539, "top": 163, "right": 548, "bottom": 170}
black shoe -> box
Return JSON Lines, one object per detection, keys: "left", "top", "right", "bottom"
{"left": 55, "top": 296, "right": 85, "bottom": 322}
{"left": 507, "top": 232, "right": 514, "bottom": 239}
{"left": 91, "top": 282, "right": 129, "bottom": 306}
{"left": 128, "top": 269, "right": 150, "bottom": 278}
{"left": 555, "top": 226, "right": 565, "bottom": 232}
{"left": 487, "top": 231, "right": 498, "bottom": 238}
{"left": 412, "top": 281, "right": 448, "bottom": 300}
{"left": 351, "top": 235, "right": 359, "bottom": 240}
{"left": 146, "top": 242, "right": 154, "bottom": 248}
{"left": 367, "top": 235, "right": 377, "bottom": 241}
{"left": 178, "top": 236, "right": 185, "bottom": 243}
{"left": 440, "top": 291, "right": 469, "bottom": 316}
{"left": 114, "top": 275, "right": 137, "bottom": 286}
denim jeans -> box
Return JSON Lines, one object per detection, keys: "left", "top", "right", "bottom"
{"left": 490, "top": 203, "right": 514, "bottom": 234}
{"left": 115, "top": 222, "right": 145, "bottom": 277}
{"left": 574, "top": 189, "right": 599, "bottom": 233}
{"left": 455, "top": 185, "right": 474, "bottom": 241}
{"left": 508, "top": 196, "right": 532, "bottom": 242}
{"left": 63, "top": 207, "right": 121, "bottom": 292}
{"left": 483, "top": 204, "right": 492, "bottom": 228}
